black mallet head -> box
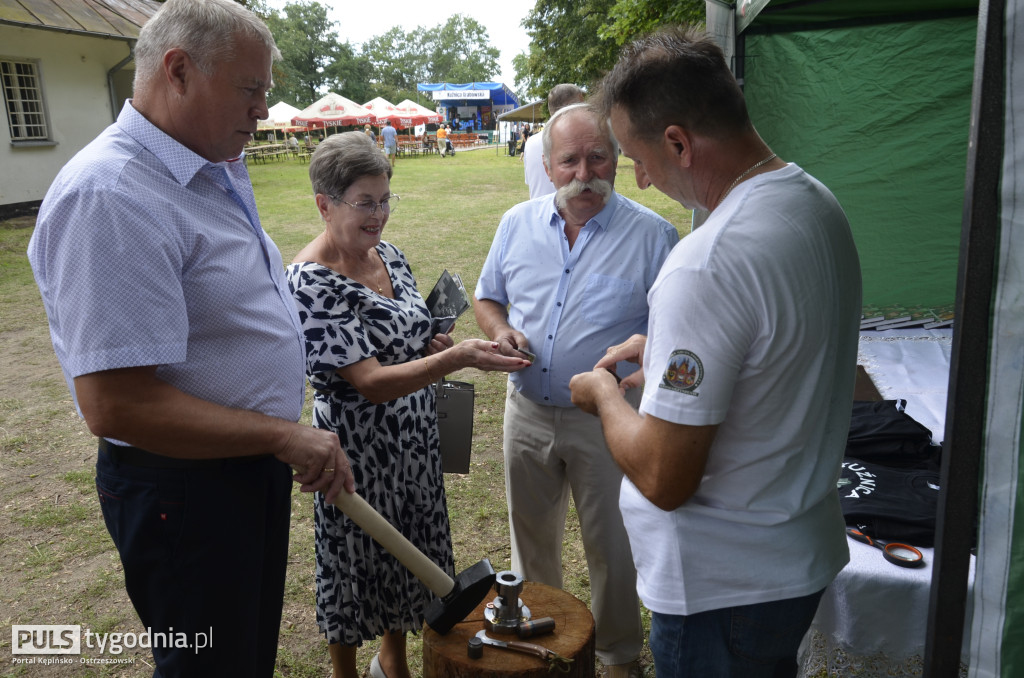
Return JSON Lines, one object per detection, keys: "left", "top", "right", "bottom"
{"left": 424, "top": 558, "right": 496, "bottom": 634}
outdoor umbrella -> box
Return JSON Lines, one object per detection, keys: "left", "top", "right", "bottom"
{"left": 395, "top": 99, "right": 443, "bottom": 126}
{"left": 362, "top": 96, "right": 400, "bottom": 123}
{"left": 292, "top": 92, "right": 375, "bottom": 129}
{"left": 258, "top": 101, "right": 305, "bottom": 137}
{"left": 365, "top": 97, "right": 423, "bottom": 130}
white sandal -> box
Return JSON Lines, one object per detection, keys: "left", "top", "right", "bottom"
{"left": 369, "top": 653, "right": 387, "bottom": 678}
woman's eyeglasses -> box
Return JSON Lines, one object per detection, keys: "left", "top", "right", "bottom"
{"left": 334, "top": 195, "right": 400, "bottom": 216}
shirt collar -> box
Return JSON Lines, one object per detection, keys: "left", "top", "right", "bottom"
{"left": 117, "top": 100, "right": 235, "bottom": 186}
{"left": 546, "top": 190, "right": 621, "bottom": 232}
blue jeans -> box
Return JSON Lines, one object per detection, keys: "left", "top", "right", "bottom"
{"left": 650, "top": 589, "right": 825, "bottom": 678}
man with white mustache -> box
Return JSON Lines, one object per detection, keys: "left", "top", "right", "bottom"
{"left": 474, "top": 103, "right": 679, "bottom": 678}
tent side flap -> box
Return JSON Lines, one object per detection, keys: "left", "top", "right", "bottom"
{"left": 741, "top": 13, "right": 975, "bottom": 309}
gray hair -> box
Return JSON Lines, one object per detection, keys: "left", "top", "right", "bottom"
{"left": 547, "top": 83, "right": 585, "bottom": 116}
{"left": 309, "top": 132, "right": 392, "bottom": 200}
{"left": 542, "top": 103, "right": 619, "bottom": 171}
{"left": 134, "top": 0, "right": 280, "bottom": 91}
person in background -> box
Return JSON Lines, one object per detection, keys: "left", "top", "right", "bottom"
{"left": 474, "top": 103, "right": 679, "bottom": 678}
{"left": 26, "top": 0, "right": 354, "bottom": 675}
{"left": 381, "top": 118, "right": 398, "bottom": 169}
{"left": 569, "top": 26, "right": 862, "bottom": 678}
{"left": 287, "top": 132, "right": 528, "bottom": 678}
{"left": 524, "top": 83, "right": 585, "bottom": 198}
{"left": 287, "top": 133, "right": 300, "bottom": 152}
{"left": 444, "top": 125, "right": 455, "bottom": 155}
{"left": 436, "top": 123, "right": 448, "bottom": 158}
{"left": 364, "top": 123, "right": 377, "bottom": 144}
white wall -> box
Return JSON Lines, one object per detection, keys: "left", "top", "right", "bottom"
{"left": 1, "top": 26, "right": 134, "bottom": 207}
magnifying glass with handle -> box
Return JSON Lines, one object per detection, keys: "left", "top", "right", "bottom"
{"left": 846, "top": 527, "right": 925, "bottom": 568}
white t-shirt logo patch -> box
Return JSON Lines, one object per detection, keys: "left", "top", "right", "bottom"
{"left": 659, "top": 349, "right": 703, "bottom": 395}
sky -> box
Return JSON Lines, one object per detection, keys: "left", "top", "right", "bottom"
{"left": 267, "top": 0, "right": 536, "bottom": 88}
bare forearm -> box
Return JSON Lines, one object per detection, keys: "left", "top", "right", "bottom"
{"left": 588, "top": 381, "right": 653, "bottom": 488}
{"left": 571, "top": 368, "right": 715, "bottom": 511}
{"left": 341, "top": 355, "right": 447, "bottom": 405}
{"left": 76, "top": 368, "right": 297, "bottom": 458}
{"left": 472, "top": 297, "right": 512, "bottom": 341}
{"left": 341, "top": 339, "right": 527, "bottom": 404}
{"left": 76, "top": 366, "right": 355, "bottom": 499}
{"left": 600, "top": 397, "right": 711, "bottom": 511}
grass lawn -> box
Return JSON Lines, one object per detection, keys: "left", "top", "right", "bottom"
{"left": 0, "top": 144, "right": 690, "bottom": 677}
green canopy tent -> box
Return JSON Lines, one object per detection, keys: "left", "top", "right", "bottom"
{"left": 709, "top": 0, "right": 977, "bottom": 311}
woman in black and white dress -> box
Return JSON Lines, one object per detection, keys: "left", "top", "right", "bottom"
{"left": 286, "top": 131, "right": 527, "bottom": 678}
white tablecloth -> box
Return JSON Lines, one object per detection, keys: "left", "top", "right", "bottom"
{"left": 799, "top": 329, "right": 973, "bottom": 676}
{"left": 855, "top": 329, "right": 953, "bottom": 441}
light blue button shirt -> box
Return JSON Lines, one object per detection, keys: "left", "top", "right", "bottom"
{"left": 27, "top": 102, "right": 306, "bottom": 422}
{"left": 382, "top": 125, "right": 398, "bottom": 149}
{"left": 475, "top": 192, "right": 679, "bottom": 407}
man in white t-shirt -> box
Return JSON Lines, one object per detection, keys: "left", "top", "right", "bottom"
{"left": 570, "top": 27, "right": 862, "bottom": 678}
{"left": 523, "top": 84, "right": 584, "bottom": 198}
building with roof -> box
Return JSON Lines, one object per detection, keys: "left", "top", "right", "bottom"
{"left": 0, "top": 0, "right": 160, "bottom": 217}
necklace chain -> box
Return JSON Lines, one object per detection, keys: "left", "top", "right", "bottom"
{"left": 716, "top": 153, "right": 777, "bottom": 210}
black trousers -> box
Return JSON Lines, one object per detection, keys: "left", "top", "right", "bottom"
{"left": 96, "top": 444, "right": 293, "bottom": 677}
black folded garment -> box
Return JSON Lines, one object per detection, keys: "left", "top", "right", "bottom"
{"left": 838, "top": 457, "right": 941, "bottom": 547}
{"left": 846, "top": 399, "right": 942, "bottom": 471}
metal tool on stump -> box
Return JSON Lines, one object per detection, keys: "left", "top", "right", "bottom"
{"left": 473, "top": 630, "right": 574, "bottom": 672}
{"left": 423, "top": 580, "right": 595, "bottom": 677}
{"left": 331, "top": 490, "right": 496, "bottom": 634}
{"left": 484, "top": 569, "right": 557, "bottom": 638}
{"left": 486, "top": 570, "right": 530, "bottom": 633}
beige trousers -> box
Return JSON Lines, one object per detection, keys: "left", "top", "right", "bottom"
{"left": 502, "top": 382, "right": 644, "bottom": 665}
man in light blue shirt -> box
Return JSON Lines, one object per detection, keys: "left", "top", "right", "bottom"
{"left": 381, "top": 118, "right": 399, "bottom": 168}
{"left": 474, "top": 103, "right": 678, "bottom": 678}
{"left": 26, "top": 0, "right": 353, "bottom": 675}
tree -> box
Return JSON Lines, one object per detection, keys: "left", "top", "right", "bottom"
{"left": 362, "top": 26, "right": 431, "bottom": 100}
{"left": 515, "top": 0, "right": 704, "bottom": 103}
{"left": 324, "top": 41, "right": 374, "bottom": 105}
{"left": 361, "top": 15, "right": 500, "bottom": 104}
{"left": 600, "top": 0, "right": 704, "bottom": 46}
{"left": 512, "top": 51, "right": 540, "bottom": 101}
{"left": 425, "top": 15, "right": 500, "bottom": 84}
{"left": 263, "top": 2, "right": 344, "bottom": 105}
{"left": 518, "top": 0, "right": 619, "bottom": 102}
{"left": 239, "top": 0, "right": 271, "bottom": 13}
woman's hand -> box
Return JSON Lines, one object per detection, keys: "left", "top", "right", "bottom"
{"left": 425, "top": 332, "right": 455, "bottom": 356}
{"left": 453, "top": 338, "right": 530, "bottom": 373}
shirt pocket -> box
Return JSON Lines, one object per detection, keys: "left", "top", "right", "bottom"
{"left": 582, "top": 274, "right": 637, "bottom": 327}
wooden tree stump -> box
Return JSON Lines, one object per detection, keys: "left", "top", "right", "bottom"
{"left": 423, "top": 581, "right": 595, "bottom": 678}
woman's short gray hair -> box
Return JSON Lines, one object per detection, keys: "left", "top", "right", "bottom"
{"left": 134, "top": 0, "right": 280, "bottom": 89}
{"left": 309, "top": 132, "right": 392, "bottom": 201}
